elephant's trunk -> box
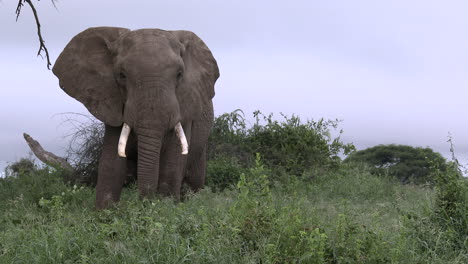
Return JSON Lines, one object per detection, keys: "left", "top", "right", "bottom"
{"left": 137, "top": 132, "right": 163, "bottom": 196}
{"left": 127, "top": 77, "right": 186, "bottom": 196}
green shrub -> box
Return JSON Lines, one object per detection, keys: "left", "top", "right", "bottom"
{"left": 247, "top": 111, "right": 355, "bottom": 174}
{"left": 208, "top": 110, "right": 355, "bottom": 182}
{"left": 208, "top": 109, "right": 250, "bottom": 164}
{"left": 206, "top": 157, "right": 246, "bottom": 192}
{"left": 0, "top": 167, "right": 79, "bottom": 208}
{"left": 327, "top": 213, "right": 393, "bottom": 263}
{"left": 4, "top": 158, "right": 37, "bottom": 177}
{"left": 400, "top": 156, "right": 468, "bottom": 262}
{"left": 433, "top": 163, "right": 468, "bottom": 250}
{"left": 231, "top": 154, "right": 275, "bottom": 251}
{"left": 344, "top": 144, "right": 447, "bottom": 184}
{"left": 208, "top": 110, "right": 356, "bottom": 191}
{"left": 53, "top": 110, "right": 354, "bottom": 188}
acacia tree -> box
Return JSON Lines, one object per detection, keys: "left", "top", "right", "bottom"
{"left": 14, "top": 0, "right": 56, "bottom": 69}
{"left": 344, "top": 144, "right": 447, "bottom": 184}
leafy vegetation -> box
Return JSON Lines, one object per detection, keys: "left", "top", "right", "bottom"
{"left": 432, "top": 162, "right": 467, "bottom": 250}
{"left": 1, "top": 110, "right": 466, "bottom": 263}
{"left": 344, "top": 144, "right": 447, "bottom": 184}
{"left": 4, "top": 157, "right": 36, "bottom": 177}
{"left": 207, "top": 110, "right": 355, "bottom": 189}
{"left": 62, "top": 110, "right": 354, "bottom": 189}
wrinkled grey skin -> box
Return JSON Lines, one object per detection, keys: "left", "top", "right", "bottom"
{"left": 53, "top": 27, "right": 219, "bottom": 209}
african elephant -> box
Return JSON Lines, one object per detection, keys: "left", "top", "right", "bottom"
{"left": 53, "top": 27, "right": 219, "bottom": 209}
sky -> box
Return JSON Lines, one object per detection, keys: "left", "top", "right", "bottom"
{"left": 1, "top": 0, "right": 468, "bottom": 173}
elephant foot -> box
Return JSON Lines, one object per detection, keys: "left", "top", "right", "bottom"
{"left": 95, "top": 192, "right": 119, "bottom": 210}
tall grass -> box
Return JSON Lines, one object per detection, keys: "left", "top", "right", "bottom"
{"left": 1, "top": 157, "right": 466, "bottom": 263}
{"left": 1, "top": 110, "right": 466, "bottom": 263}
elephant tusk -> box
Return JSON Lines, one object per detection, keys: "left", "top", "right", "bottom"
{"left": 175, "top": 122, "right": 189, "bottom": 155}
{"left": 118, "top": 123, "right": 131, "bottom": 158}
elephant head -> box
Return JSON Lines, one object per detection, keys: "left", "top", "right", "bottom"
{"left": 53, "top": 27, "right": 219, "bottom": 198}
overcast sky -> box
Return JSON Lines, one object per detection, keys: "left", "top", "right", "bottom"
{"left": 1, "top": 0, "right": 468, "bottom": 173}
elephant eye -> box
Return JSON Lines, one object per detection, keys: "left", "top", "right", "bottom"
{"left": 176, "top": 71, "right": 183, "bottom": 81}
{"left": 119, "top": 72, "right": 127, "bottom": 80}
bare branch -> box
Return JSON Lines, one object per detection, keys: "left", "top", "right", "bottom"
{"left": 15, "top": 0, "right": 24, "bottom": 21}
{"left": 51, "top": 0, "right": 58, "bottom": 9}
{"left": 23, "top": 133, "right": 73, "bottom": 171}
{"left": 15, "top": 0, "right": 53, "bottom": 69}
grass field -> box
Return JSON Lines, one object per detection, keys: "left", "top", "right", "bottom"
{"left": 1, "top": 159, "right": 466, "bottom": 263}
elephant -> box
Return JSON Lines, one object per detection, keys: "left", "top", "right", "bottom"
{"left": 52, "top": 27, "right": 219, "bottom": 209}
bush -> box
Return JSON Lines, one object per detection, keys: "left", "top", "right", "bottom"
{"left": 432, "top": 162, "right": 468, "bottom": 249}
{"left": 247, "top": 111, "right": 355, "bottom": 174}
{"left": 208, "top": 110, "right": 355, "bottom": 182}
{"left": 344, "top": 144, "right": 447, "bottom": 184}
{"left": 63, "top": 114, "right": 104, "bottom": 186}
{"left": 231, "top": 154, "right": 275, "bottom": 252}
{"left": 4, "top": 157, "right": 37, "bottom": 177}
{"left": 327, "top": 213, "right": 392, "bottom": 263}
{"left": 53, "top": 110, "right": 353, "bottom": 189}
{"left": 400, "top": 145, "right": 468, "bottom": 262}
{"left": 208, "top": 109, "right": 249, "bottom": 163}
{"left": 206, "top": 157, "right": 246, "bottom": 192}
{"left": 229, "top": 155, "right": 399, "bottom": 263}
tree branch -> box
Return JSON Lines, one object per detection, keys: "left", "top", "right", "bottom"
{"left": 15, "top": 0, "right": 53, "bottom": 69}
{"left": 23, "top": 133, "right": 73, "bottom": 172}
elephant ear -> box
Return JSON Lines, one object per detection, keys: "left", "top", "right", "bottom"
{"left": 52, "top": 27, "right": 130, "bottom": 126}
{"left": 171, "top": 30, "right": 219, "bottom": 119}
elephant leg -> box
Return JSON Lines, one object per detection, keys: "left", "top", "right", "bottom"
{"left": 95, "top": 125, "right": 127, "bottom": 209}
{"left": 125, "top": 159, "right": 137, "bottom": 185}
{"left": 124, "top": 132, "right": 138, "bottom": 185}
{"left": 185, "top": 104, "right": 213, "bottom": 192}
{"left": 158, "top": 123, "right": 191, "bottom": 199}
{"left": 185, "top": 146, "right": 207, "bottom": 191}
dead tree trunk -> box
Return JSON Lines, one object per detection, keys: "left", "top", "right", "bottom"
{"left": 23, "top": 133, "right": 73, "bottom": 172}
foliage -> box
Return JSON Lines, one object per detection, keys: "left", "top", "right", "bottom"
{"left": 1, "top": 157, "right": 466, "bottom": 263}
{"left": 60, "top": 110, "right": 354, "bottom": 190}
{"left": 432, "top": 162, "right": 468, "bottom": 249}
{"left": 230, "top": 154, "right": 276, "bottom": 254}
{"left": 9, "top": 110, "right": 465, "bottom": 262}
{"left": 247, "top": 111, "right": 355, "bottom": 174}
{"left": 208, "top": 110, "right": 355, "bottom": 189}
{"left": 344, "top": 144, "right": 447, "bottom": 184}
{"left": 206, "top": 156, "right": 246, "bottom": 192}
{"left": 208, "top": 109, "right": 249, "bottom": 163}
{"left": 396, "top": 139, "right": 468, "bottom": 263}
{"left": 4, "top": 157, "right": 37, "bottom": 177}
{"left": 401, "top": 163, "right": 468, "bottom": 262}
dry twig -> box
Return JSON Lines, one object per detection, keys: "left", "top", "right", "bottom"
{"left": 15, "top": 0, "right": 54, "bottom": 69}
